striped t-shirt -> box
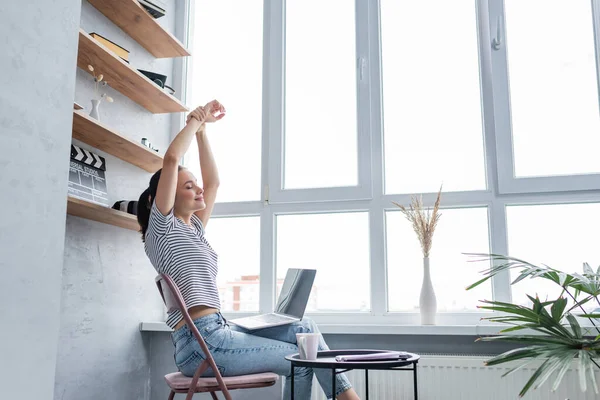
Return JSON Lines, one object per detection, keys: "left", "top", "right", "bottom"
{"left": 144, "top": 201, "right": 220, "bottom": 328}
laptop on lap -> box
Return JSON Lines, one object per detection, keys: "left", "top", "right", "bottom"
{"left": 229, "top": 268, "right": 317, "bottom": 331}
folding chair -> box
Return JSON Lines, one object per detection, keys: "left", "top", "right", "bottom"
{"left": 155, "top": 274, "right": 279, "bottom": 400}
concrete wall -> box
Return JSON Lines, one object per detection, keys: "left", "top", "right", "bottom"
{"left": 0, "top": 1, "right": 81, "bottom": 399}
{"left": 53, "top": 1, "right": 179, "bottom": 399}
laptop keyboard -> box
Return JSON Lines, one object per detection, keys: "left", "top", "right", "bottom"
{"left": 254, "top": 313, "right": 293, "bottom": 323}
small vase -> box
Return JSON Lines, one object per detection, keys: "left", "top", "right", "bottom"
{"left": 89, "top": 99, "right": 101, "bottom": 120}
{"left": 420, "top": 256, "right": 437, "bottom": 325}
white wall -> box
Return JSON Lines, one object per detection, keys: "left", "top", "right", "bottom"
{"left": 0, "top": 0, "right": 82, "bottom": 399}
{"left": 53, "top": 1, "right": 177, "bottom": 400}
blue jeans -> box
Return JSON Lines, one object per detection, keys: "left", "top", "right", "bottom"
{"left": 171, "top": 313, "right": 352, "bottom": 399}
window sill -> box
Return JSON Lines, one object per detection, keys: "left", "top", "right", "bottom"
{"left": 138, "top": 321, "right": 505, "bottom": 336}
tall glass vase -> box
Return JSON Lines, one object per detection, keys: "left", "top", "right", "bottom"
{"left": 419, "top": 256, "right": 437, "bottom": 325}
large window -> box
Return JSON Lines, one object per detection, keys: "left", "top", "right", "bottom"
{"left": 284, "top": 0, "right": 358, "bottom": 190}
{"left": 504, "top": 0, "right": 600, "bottom": 178}
{"left": 182, "top": 0, "right": 600, "bottom": 326}
{"left": 381, "top": 0, "right": 486, "bottom": 194}
{"left": 185, "top": 0, "right": 263, "bottom": 203}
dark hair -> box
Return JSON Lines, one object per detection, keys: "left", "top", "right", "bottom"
{"left": 137, "top": 166, "right": 183, "bottom": 242}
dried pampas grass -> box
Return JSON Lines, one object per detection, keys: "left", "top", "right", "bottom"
{"left": 392, "top": 186, "right": 442, "bottom": 258}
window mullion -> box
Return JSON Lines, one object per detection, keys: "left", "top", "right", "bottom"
{"left": 488, "top": 0, "right": 516, "bottom": 195}
{"left": 265, "top": 0, "right": 285, "bottom": 205}
{"left": 366, "top": 0, "right": 386, "bottom": 315}
{"left": 591, "top": 0, "right": 600, "bottom": 114}
{"left": 478, "top": 1, "right": 512, "bottom": 303}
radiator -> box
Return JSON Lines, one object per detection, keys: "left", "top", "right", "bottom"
{"left": 308, "top": 355, "right": 600, "bottom": 400}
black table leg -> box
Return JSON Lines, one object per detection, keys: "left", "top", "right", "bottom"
{"left": 365, "top": 370, "right": 369, "bottom": 400}
{"left": 413, "top": 363, "right": 418, "bottom": 400}
{"left": 291, "top": 364, "right": 295, "bottom": 400}
{"left": 332, "top": 367, "right": 336, "bottom": 399}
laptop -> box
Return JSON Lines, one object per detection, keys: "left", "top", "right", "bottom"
{"left": 229, "top": 268, "right": 317, "bottom": 331}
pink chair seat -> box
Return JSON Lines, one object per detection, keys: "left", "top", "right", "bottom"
{"left": 165, "top": 372, "right": 279, "bottom": 392}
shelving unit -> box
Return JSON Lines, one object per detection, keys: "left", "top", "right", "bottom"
{"left": 77, "top": 29, "right": 188, "bottom": 113}
{"left": 72, "top": 110, "right": 163, "bottom": 173}
{"left": 88, "top": 0, "right": 190, "bottom": 58}
{"left": 67, "top": 196, "right": 140, "bottom": 231}
{"left": 71, "top": 1, "right": 188, "bottom": 231}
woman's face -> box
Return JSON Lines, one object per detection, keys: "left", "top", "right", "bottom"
{"left": 174, "top": 168, "right": 205, "bottom": 214}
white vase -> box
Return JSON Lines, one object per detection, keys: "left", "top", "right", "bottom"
{"left": 89, "top": 99, "right": 101, "bottom": 120}
{"left": 420, "top": 256, "right": 437, "bottom": 325}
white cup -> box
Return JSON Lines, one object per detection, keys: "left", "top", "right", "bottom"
{"left": 296, "top": 333, "right": 320, "bottom": 360}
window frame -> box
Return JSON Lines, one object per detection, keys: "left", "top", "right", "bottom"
{"left": 265, "top": 0, "right": 373, "bottom": 204}
{"left": 174, "top": 0, "right": 600, "bottom": 329}
{"left": 489, "top": 0, "right": 600, "bottom": 194}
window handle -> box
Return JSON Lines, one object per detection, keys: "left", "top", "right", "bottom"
{"left": 358, "top": 57, "right": 367, "bottom": 81}
{"left": 492, "top": 15, "right": 504, "bottom": 50}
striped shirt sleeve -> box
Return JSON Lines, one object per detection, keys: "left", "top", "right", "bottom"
{"left": 190, "top": 214, "right": 205, "bottom": 235}
{"left": 148, "top": 201, "right": 176, "bottom": 236}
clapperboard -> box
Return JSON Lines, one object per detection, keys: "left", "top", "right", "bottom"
{"left": 68, "top": 144, "right": 109, "bottom": 206}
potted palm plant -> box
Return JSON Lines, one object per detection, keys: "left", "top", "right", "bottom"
{"left": 467, "top": 254, "right": 600, "bottom": 397}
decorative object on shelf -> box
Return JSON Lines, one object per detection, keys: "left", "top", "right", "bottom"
{"left": 87, "top": 64, "right": 114, "bottom": 121}
{"left": 466, "top": 255, "right": 600, "bottom": 397}
{"left": 137, "top": 69, "right": 175, "bottom": 95}
{"left": 138, "top": 0, "right": 166, "bottom": 19}
{"left": 77, "top": 30, "right": 188, "bottom": 113}
{"left": 392, "top": 185, "right": 442, "bottom": 325}
{"left": 69, "top": 144, "right": 109, "bottom": 207}
{"left": 112, "top": 200, "right": 139, "bottom": 216}
{"left": 141, "top": 137, "right": 159, "bottom": 152}
{"left": 90, "top": 32, "right": 130, "bottom": 63}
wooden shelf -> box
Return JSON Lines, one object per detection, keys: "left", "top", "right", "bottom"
{"left": 67, "top": 196, "right": 140, "bottom": 231}
{"left": 77, "top": 29, "right": 188, "bottom": 113}
{"left": 88, "top": 0, "right": 190, "bottom": 58}
{"left": 72, "top": 110, "right": 163, "bottom": 172}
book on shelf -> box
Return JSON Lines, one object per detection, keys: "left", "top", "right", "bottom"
{"left": 90, "top": 32, "right": 130, "bottom": 63}
{"left": 138, "top": 0, "right": 166, "bottom": 19}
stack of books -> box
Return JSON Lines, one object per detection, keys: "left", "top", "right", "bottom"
{"left": 138, "top": 0, "right": 166, "bottom": 19}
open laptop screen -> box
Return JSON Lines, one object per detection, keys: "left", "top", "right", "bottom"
{"left": 275, "top": 269, "right": 317, "bottom": 318}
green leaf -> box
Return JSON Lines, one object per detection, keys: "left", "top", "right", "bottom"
{"left": 579, "top": 349, "right": 588, "bottom": 392}
{"left": 550, "top": 297, "right": 567, "bottom": 322}
{"left": 552, "top": 352, "right": 578, "bottom": 391}
{"left": 584, "top": 262, "right": 594, "bottom": 276}
{"left": 484, "top": 346, "right": 550, "bottom": 367}
{"left": 465, "top": 275, "right": 490, "bottom": 291}
{"left": 566, "top": 313, "right": 583, "bottom": 339}
{"left": 575, "top": 314, "right": 600, "bottom": 319}
{"left": 499, "top": 325, "right": 527, "bottom": 333}
{"left": 519, "top": 358, "right": 550, "bottom": 397}
{"left": 534, "top": 355, "right": 568, "bottom": 390}
{"left": 586, "top": 353, "right": 599, "bottom": 394}
{"left": 479, "top": 335, "right": 573, "bottom": 346}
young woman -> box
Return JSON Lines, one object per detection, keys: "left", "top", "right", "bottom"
{"left": 137, "top": 101, "right": 360, "bottom": 400}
